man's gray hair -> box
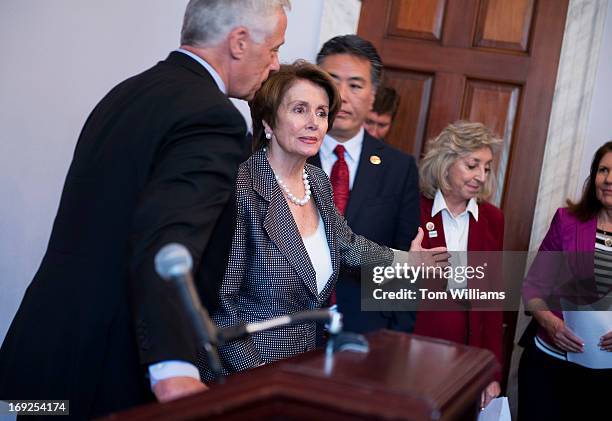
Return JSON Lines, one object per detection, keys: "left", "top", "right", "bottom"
{"left": 181, "top": 0, "right": 291, "bottom": 47}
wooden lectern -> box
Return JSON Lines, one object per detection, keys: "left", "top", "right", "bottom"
{"left": 106, "top": 330, "right": 497, "bottom": 420}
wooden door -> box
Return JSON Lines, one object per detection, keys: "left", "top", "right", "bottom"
{"left": 358, "top": 0, "right": 568, "bottom": 250}
{"left": 357, "top": 0, "right": 569, "bottom": 384}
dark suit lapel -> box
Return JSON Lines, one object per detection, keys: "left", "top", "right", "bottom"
{"left": 251, "top": 151, "right": 318, "bottom": 297}
{"left": 263, "top": 197, "right": 319, "bottom": 298}
{"left": 345, "top": 133, "right": 384, "bottom": 223}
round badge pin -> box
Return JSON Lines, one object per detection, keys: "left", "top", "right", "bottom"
{"left": 425, "top": 222, "right": 435, "bottom": 231}
{"left": 369, "top": 155, "right": 381, "bottom": 165}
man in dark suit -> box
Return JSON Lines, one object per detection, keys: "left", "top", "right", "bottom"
{"left": 0, "top": 0, "right": 289, "bottom": 418}
{"left": 309, "top": 35, "right": 420, "bottom": 334}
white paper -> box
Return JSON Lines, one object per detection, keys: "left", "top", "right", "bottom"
{"left": 477, "top": 397, "right": 511, "bottom": 421}
{"left": 563, "top": 310, "right": 612, "bottom": 369}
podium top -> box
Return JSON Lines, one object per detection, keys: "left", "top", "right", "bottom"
{"left": 106, "top": 330, "right": 497, "bottom": 421}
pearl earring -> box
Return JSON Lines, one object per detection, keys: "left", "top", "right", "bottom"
{"left": 265, "top": 132, "right": 272, "bottom": 140}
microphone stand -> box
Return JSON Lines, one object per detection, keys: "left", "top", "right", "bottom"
{"left": 215, "top": 309, "right": 369, "bottom": 380}
{"left": 217, "top": 309, "right": 337, "bottom": 343}
{"left": 155, "top": 243, "right": 368, "bottom": 384}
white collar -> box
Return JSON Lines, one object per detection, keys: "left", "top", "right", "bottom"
{"left": 432, "top": 189, "right": 479, "bottom": 221}
{"left": 320, "top": 127, "right": 364, "bottom": 162}
{"left": 175, "top": 48, "right": 227, "bottom": 94}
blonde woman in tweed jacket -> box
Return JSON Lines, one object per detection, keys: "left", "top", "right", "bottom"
{"left": 200, "top": 62, "right": 447, "bottom": 380}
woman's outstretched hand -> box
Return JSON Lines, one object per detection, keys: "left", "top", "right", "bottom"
{"left": 409, "top": 227, "right": 450, "bottom": 268}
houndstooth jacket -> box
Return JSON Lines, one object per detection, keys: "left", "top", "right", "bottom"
{"left": 198, "top": 149, "right": 394, "bottom": 381}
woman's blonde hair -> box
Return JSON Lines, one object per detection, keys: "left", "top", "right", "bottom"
{"left": 419, "top": 121, "right": 503, "bottom": 201}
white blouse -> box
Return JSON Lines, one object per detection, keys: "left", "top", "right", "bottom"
{"left": 302, "top": 211, "right": 333, "bottom": 294}
{"left": 431, "top": 190, "right": 478, "bottom": 290}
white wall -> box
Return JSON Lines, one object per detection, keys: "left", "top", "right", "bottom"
{"left": 575, "top": 0, "right": 612, "bottom": 197}
{"left": 319, "top": 0, "right": 361, "bottom": 48}
{"left": 0, "top": 0, "right": 324, "bottom": 344}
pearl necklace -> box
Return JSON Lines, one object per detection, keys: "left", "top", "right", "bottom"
{"left": 274, "top": 168, "right": 311, "bottom": 206}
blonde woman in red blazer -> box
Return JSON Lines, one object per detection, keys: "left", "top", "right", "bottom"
{"left": 414, "top": 121, "right": 504, "bottom": 408}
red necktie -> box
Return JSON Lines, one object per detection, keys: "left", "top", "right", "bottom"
{"left": 330, "top": 145, "right": 350, "bottom": 216}
{"left": 327, "top": 145, "right": 350, "bottom": 308}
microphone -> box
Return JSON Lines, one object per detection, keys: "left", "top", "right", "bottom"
{"left": 154, "top": 243, "right": 223, "bottom": 380}
{"left": 219, "top": 309, "right": 336, "bottom": 343}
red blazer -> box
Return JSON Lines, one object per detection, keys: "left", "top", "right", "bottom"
{"left": 414, "top": 195, "right": 505, "bottom": 372}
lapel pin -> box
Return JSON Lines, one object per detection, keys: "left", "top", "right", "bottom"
{"left": 369, "top": 155, "right": 381, "bottom": 165}
{"left": 425, "top": 221, "right": 437, "bottom": 238}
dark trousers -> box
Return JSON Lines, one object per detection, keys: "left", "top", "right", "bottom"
{"left": 518, "top": 340, "right": 612, "bottom": 421}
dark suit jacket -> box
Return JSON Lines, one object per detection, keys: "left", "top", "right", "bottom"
{"left": 0, "top": 52, "right": 249, "bottom": 418}
{"left": 200, "top": 149, "right": 394, "bottom": 380}
{"left": 414, "top": 195, "right": 504, "bottom": 371}
{"left": 308, "top": 132, "right": 420, "bottom": 333}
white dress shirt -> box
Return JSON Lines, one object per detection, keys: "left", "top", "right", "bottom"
{"left": 148, "top": 49, "right": 228, "bottom": 388}
{"left": 319, "top": 128, "right": 365, "bottom": 190}
{"left": 431, "top": 190, "right": 478, "bottom": 289}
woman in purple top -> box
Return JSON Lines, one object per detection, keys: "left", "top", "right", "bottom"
{"left": 519, "top": 141, "right": 612, "bottom": 420}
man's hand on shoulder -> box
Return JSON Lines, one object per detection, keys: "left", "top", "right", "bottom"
{"left": 152, "top": 376, "right": 208, "bottom": 403}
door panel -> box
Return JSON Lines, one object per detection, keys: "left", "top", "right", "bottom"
{"left": 474, "top": 0, "right": 535, "bottom": 51}
{"left": 383, "top": 70, "right": 433, "bottom": 156}
{"left": 387, "top": 0, "right": 448, "bottom": 41}
{"left": 426, "top": 73, "right": 466, "bottom": 140}
{"left": 461, "top": 79, "right": 520, "bottom": 205}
